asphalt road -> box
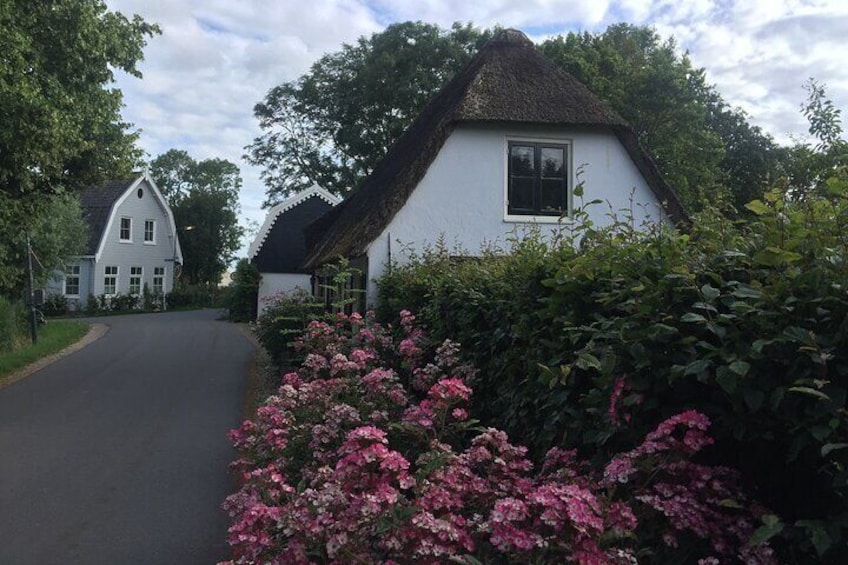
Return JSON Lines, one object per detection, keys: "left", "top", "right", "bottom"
{"left": 0, "top": 309, "right": 255, "bottom": 565}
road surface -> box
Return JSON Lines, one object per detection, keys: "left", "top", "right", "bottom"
{"left": 0, "top": 309, "right": 255, "bottom": 564}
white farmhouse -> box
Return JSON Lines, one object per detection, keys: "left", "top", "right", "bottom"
{"left": 303, "top": 29, "right": 687, "bottom": 308}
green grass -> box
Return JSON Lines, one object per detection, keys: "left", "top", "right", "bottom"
{"left": 0, "top": 321, "right": 89, "bottom": 379}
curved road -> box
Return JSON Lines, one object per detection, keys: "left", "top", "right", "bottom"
{"left": 0, "top": 310, "right": 255, "bottom": 565}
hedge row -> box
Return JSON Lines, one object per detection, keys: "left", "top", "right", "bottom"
{"left": 376, "top": 181, "right": 848, "bottom": 563}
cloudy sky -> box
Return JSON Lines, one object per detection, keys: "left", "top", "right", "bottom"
{"left": 104, "top": 0, "right": 848, "bottom": 255}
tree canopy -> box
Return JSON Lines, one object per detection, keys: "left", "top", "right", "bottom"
{"left": 540, "top": 24, "right": 781, "bottom": 212}
{"left": 249, "top": 21, "right": 787, "bottom": 213}
{"left": 246, "top": 21, "right": 494, "bottom": 205}
{"left": 0, "top": 0, "right": 159, "bottom": 203}
{"left": 149, "top": 149, "right": 244, "bottom": 286}
{"left": 0, "top": 0, "right": 158, "bottom": 297}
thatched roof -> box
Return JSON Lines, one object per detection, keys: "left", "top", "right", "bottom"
{"left": 302, "top": 29, "right": 687, "bottom": 269}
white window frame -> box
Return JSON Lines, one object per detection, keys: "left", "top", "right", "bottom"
{"left": 104, "top": 266, "right": 119, "bottom": 295}
{"left": 153, "top": 266, "right": 165, "bottom": 294}
{"left": 64, "top": 264, "right": 81, "bottom": 297}
{"left": 503, "top": 136, "right": 573, "bottom": 224}
{"left": 119, "top": 217, "right": 132, "bottom": 242}
{"left": 144, "top": 219, "right": 156, "bottom": 244}
{"left": 129, "top": 266, "right": 143, "bottom": 295}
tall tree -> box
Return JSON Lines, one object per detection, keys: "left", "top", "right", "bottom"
{"left": 0, "top": 0, "right": 158, "bottom": 201}
{"left": 149, "top": 150, "right": 244, "bottom": 286}
{"left": 540, "top": 24, "right": 780, "bottom": 212}
{"left": 246, "top": 21, "right": 493, "bottom": 205}
{"left": 779, "top": 79, "right": 847, "bottom": 199}
{"left": 0, "top": 0, "right": 158, "bottom": 297}
{"left": 0, "top": 195, "right": 89, "bottom": 296}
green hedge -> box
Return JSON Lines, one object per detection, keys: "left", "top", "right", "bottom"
{"left": 377, "top": 180, "right": 848, "bottom": 563}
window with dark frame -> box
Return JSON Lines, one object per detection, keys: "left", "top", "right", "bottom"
{"left": 65, "top": 265, "right": 80, "bottom": 296}
{"left": 120, "top": 217, "right": 132, "bottom": 241}
{"left": 144, "top": 219, "right": 155, "bottom": 243}
{"left": 507, "top": 141, "right": 569, "bottom": 217}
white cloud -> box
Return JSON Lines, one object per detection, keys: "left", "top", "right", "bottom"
{"left": 104, "top": 0, "right": 848, "bottom": 256}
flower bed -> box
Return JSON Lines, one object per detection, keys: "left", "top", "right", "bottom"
{"left": 222, "top": 311, "right": 775, "bottom": 564}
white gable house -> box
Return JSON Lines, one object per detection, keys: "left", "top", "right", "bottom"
{"left": 303, "top": 29, "right": 687, "bottom": 308}
{"left": 44, "top": 172, "right": 183, "bottom": 309}
{"left": 249, "top": 185, "right": 341, "bottom": 313}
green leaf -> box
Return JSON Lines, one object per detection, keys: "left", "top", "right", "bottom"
{"left": 821, "top": 443, "right": 848, "bottom": 457}
{"left": 729, "top": 360, "right": 751, "bottom": 376}
{"left": 748, "top": 515, "right": 784, "bottom": 547}
{"left": 681, "top": 312, "right": 708, "bottom": 323}
{"left": 745, "top": 199, "right": 770, "bottom": 215}
{"left": 684, "top": 359, "right": 711, "bottom": 376}
{"left": 575, "top": 352, "right": 601, "bottom": 372}
{"left": 716, "top": 369, "right": 738, "bottom": 394}
{"left": 788, "top": 387, "right": 832, "bottom": 402}
{"left": 731, "top": 285, "right": 762, "bottom": 300}
{"left": 700, "top": 283, "right": 720, "bottom": 301}
{"left": 795, "top": 520, "right": 833, "bottom": 556}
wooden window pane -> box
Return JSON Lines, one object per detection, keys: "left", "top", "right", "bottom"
{"left": 540, "top": 147, "right": 564, "bottom": 178}
{"left": 510, "top": 145, "right": 535, "bottom": 177}
{"left": 510, "top": 177, "right": 535, "bottom": 212}
{"left": 540, "top": 179, "right": 566, "bottom": 214}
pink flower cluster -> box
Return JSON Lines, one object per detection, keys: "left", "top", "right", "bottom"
{"left": 222, "top": 311, "right": 776, "bottom": 564}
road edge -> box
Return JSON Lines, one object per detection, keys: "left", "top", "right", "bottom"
{"left": 0, "top": 323, "right": 110, "bottom": 391}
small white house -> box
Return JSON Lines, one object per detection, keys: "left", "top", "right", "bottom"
{"left": 44, "top": 172, "right": 183, "bottom": 309}
{"left": 303, "top": 29, "right": 687, "bottom": 308}
{"left": 249, "top": 185, "right": 341, "bottom": 313}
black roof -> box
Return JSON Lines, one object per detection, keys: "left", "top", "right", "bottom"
{"left": 303, "top": 29, "right": 687, "bottom": 269}
{"left": 251, "top": 194, "right": 336, "bottom": 274}
{"left": 79, "top": 178, "right": 137, "bottom": 255}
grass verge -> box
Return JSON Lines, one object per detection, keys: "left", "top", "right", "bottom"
{"left": 0, "top": 321, "right": 89, "bottom": 378}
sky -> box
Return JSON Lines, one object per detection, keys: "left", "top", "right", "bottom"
{"left": 104, "top": 0, "right": 848, "bottom": 256}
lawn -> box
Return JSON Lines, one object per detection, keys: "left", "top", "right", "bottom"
{"left": 0, "top": 321, "right": 89, "bottom": 379}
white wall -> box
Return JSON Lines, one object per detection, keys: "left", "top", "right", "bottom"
{"left": 364, "top": 123, "right": 667, "bottom": 306}
{"left": 257, "top": 273, "right": 312, "bottom": 314}
{"left": 95, "top": 179, "right": 177, "bottom": 297}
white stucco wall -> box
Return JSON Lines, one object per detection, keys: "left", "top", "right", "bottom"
{"left": 364, "top": 123, "right": 667, "bottom": 306}
{"left": 257, "top": 273, "right": 312, "bottom": 313}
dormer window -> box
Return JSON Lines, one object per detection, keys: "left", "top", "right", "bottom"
{"left": 505, "top": 139, "right": 570, "bottom": 221}
{"left": 120, "top": 217, "right": 132, "bottom": 242}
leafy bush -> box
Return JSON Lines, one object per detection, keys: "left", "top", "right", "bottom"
{"left": 85, "top": 293, "right": 100, "bottom": 316}
{"left": 224, "top": 259, "right": 260, "bottom": 322}
{"left": 167, "top": 283, "right": 221, "bottom": 310}
{"left": 109, "top": 292, "right": 139, "bottom": 312}
{"left": 224, "top": 311, "right": 774, "bottom": 563}
{"left": 253, "top": 288, "right": 324, "bottom": 365}
{"left": 376, "top": 179, "right": 848, "bottom": 562}
{"left": 0, "top": 296, "right": 25, "bottom": 351}
{"left": 41, "top": 293, "right": 69, "bottom": 317}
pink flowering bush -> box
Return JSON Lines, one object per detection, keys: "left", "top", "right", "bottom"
{"left": 222, "top": 311, "right": 775, "bottom": 564}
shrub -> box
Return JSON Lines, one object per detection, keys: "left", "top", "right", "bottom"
{"left": 84, "top": 293, "right": 100, "bottom": 316}
{"left": 0, "top": 296, "right": 26, "bottom": 350}
{"left": 110, "top": 292, "right": 139, "bottom": 312}
{"left": 167, "top": 283, "right": 221, "bottom": 310}
{"left": 41, "top": 293, "right": 69, "bottom": 317}
{"left": 224, "top": 259, "right": 260, "bottom": 322}
{"left": 375, "top": 180, "right": 848, "bottom": 562}
{"left": 223, "top": 311, "right": 775, "bottom": 564}
{"left": 252, "top": 288, "right": 324, "bottom": 365}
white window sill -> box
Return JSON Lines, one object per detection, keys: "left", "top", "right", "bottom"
{"left": 503, "top": 214, "right": 572, "bottom": 224}
{"left": 143, "top": 241, "right": 156, "bottom": 245}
